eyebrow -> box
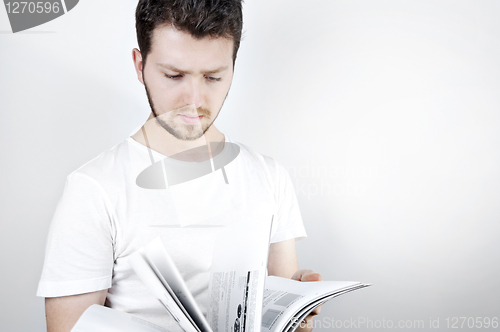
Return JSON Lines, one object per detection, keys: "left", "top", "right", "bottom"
{"left": 157, "top": 63, "right": 229, "bottom": 75}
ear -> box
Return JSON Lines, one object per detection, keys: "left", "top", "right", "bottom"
{"left": 132, "top": 48, "right": 145, "bottom": 85}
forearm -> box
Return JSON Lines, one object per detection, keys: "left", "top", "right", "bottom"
{"left": 45, "top": 289, "right": 108, "bottom": 332}
{"left": 267, "top": 239, "right": 299, "bottom": 278}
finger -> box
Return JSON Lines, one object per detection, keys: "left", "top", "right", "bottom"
{"left": 291, "top": 269, "right": 313, "bottom": 281}
{"left": 299, "top": 314, "right": 314, "bottom": 330}
{"left": 307, "top": 302, "right": 324, "bottom": 317}
{"left": 310, "top": 304, "right": 323, "bottom": 316}
{"left": 301, "top": 271, "right": 322, "bottom": 282}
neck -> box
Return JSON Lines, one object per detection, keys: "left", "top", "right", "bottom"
{"left": 131, "top": 112, "right": 225, "bottom": 162}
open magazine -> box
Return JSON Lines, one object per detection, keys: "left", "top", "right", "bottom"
{"left": 72, "top": 220, "right": 369, "bottom": 332}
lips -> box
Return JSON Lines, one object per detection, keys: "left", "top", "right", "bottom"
{"left": 178, "top": 114, "right": 203, "bottom": 124}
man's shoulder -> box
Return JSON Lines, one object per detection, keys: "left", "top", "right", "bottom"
{"left": 234, "top": 141, "right": 271, "bottom": 165}
{"left": 233, "top": 141, "right": 288, "bottom": 180}
{"left": 68, "top": 138, "right": 132, "bottom": 184}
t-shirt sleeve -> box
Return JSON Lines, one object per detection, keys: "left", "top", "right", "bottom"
{"left": 37, "top": 172, "right": 115, "bottom": 297}
{"left": 264, "top": 157, "right": 307, "bottom": 243}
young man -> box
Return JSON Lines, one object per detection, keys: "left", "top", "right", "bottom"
{"left": 37, "top": 1, "right": 322, "bottom": 331}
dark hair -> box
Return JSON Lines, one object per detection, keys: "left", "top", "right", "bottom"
{"left": 136, "top": 0, "right": 243, "bottom": 67}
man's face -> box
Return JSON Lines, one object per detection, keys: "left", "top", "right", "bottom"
{"left": 140, "top": 25, "right": 234, "bottom": 141}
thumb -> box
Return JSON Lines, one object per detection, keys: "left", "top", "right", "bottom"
{"left": 302, "top": 272, "right": 322, "bottom": 282}
{"left": 292, "top": 269, "right": 323, "bottom": 282}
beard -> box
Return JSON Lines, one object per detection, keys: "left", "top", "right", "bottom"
{"left": 145, "top": 83, "right": 214, "bottom": 141}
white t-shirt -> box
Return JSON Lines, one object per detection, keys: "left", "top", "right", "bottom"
{"left": 37, "top": 137, "right": 306, "bottom": 329}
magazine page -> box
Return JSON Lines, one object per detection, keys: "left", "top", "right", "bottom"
{"left": 207, "top": 217, "right": 273, "bottom": 332}
{"left": 143, "top": 237, "right": 213, "bottom": 332}
{"left": 280, "top": 288, "right": 366, "bottom": 332}
{"left": 261, "top": 276, "right": 370, "bottom": 332}
{"left": 71, "top": 304, "right": 169, "bottom": 332}
{"left": 128, "top": 248, "right": 200, "bottom": 332}
{"left": 281, "top": 301, "right": 325, "bottom": 332}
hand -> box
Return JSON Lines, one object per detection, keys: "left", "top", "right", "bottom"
{"left": 291, "top": 270, "right": 323, "bottom": 332}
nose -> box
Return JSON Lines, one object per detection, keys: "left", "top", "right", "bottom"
{"left": 183, "top": 77, "right": 204, "bottom": 109}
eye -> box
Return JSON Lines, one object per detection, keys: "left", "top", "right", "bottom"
{"left": 205, "top": 76, "right": 221, "bottom": 82}
{"left": 165, "top": 74, "right": 182, "bottom": 80}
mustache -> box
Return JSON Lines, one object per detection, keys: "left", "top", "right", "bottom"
{"left": 173, "top": 105, "right": 211, "bottom": 117}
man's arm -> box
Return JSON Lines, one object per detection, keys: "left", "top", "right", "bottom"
{"left": 45, "top": 289, "right": 108, "bottom": 332}
{"left": 268, "top": 238, "right": 299, "bottom": 278}
{"left": 268, "top": 239, "right": 322, "bottom": 332}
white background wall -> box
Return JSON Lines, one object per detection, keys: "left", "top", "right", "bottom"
{"left": 1, "top": 1, "right": 499, "bottom": 331}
